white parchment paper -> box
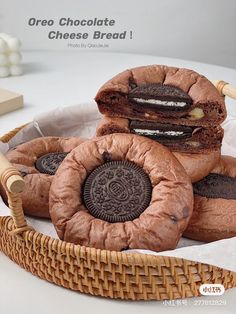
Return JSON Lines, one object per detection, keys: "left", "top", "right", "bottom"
{"left": 0, "top": 103, "right": 236, "bottom": 272}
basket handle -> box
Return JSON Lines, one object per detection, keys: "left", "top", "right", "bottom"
{"left": 212, "top": 80, "right": 236, "bottom": 99}
{"left": 0, "top": 152, "right": 33, "bottom": 237}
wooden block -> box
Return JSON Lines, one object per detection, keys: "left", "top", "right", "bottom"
{"left": 0, "top": 88, "right": 23, "bottom": 116}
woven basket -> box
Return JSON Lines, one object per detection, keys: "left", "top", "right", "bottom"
{"left": 0, "top": 80, "right": 236, "bottom": 301}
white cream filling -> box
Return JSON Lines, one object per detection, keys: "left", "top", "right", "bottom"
{"left": 133, "top": 98, "right": 187, "bottom": 107}
{"left": 133, "top": 129, "right": 184, "bottom": 137}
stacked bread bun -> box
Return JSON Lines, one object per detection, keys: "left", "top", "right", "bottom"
{"left": 95, "top": 65, "right": 226, "bottom": 182}
{"left": 95, "top": 65, "right": 236, "bottom": 243}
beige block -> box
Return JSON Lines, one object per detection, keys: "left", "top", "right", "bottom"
{"left": 0, "top": 88, "right": 23, "bottom": 116}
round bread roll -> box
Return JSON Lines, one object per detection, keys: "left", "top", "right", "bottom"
{"left": 50, "top": 133, "right": 193, "bottom": 251}
{"left": 184, "top": 156, "right": 236, "bottom": 242}
{"left": 0, "top": 137, "right": 85, "bottom": 218}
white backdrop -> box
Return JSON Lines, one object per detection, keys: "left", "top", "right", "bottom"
{"left": 0, "top": 0, "right": 236, "bottom": 68}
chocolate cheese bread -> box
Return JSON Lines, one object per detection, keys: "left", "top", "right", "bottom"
{"left": 50, "top": 133, "right": 193, "bottom": 251}
{"left": 0, "top": 137, "right": 85, "bottom": 218}
{"left": 95, "top": 65, "right": 226, "bottom": 127}
{"left": 184, "top": 156, "right": 236, "bottom": 242}
{"left": 96, "top": 116, "right": 223, "bottom": 153}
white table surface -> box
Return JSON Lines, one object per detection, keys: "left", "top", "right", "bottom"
{"left": 0, "top": 51, "right": 236, "bottom": 314}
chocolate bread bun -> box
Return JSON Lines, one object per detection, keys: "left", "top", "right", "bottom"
{"left": 95, "top": 65, "right": 226, "bottom": 127}
{"left": 184, "top": 156, "right": 236, "bottom": 242}
{"left": 0, "top": 137, "right": 85, "bottom": 218}
{"left": 49, "top": 133, "right": 193, "bottom": 251}
{"left": 96, "top": 116, "right": 223, "bottom": 153}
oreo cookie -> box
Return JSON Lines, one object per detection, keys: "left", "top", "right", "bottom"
{"left": 83, "top": 160, "right": 152, "bottom": 223}
{"left": 128, "top": 83, "right": 192, "bottom": 111}
{"left": 35, "top": 152, "right": 68, "bottom": 175}
{"left": 193, "top": 173, "right": 236, "bottom": 199}
{"left": 130, "top": 120, "right": 193, "bottom": 141}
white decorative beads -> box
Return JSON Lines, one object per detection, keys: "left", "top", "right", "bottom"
{"left": 0, "top": 33, "right": 23, "bottom": 77}
{"left": 0, "top": 54, "right": 8, "bottom": 66}
{"left": 7, "top": 38, "right": 21, "bottom": 52}
{"left": 0, "top": 66, "right": 10, "bottom": 78}
{"left": 8, "top": 52, "right": 22, "bottom": 65}
{"left": 0, "top": 38, "right": 7, "bottom": 53}
{"left": 9, "top": 65, "right": 23, "bottom": 76}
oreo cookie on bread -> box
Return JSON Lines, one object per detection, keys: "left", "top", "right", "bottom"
{"left": 95, "top": 65, "right": 226, "bottom": 127}
{"left": 129, "top": 120, "right": 223, "bottom": 152}
{"left": 83, "top": 161, "right": 152, "bottom": 223}
{"left": 49, "top": 133, "right": 193, "bottom": 252}
{"left": 36, "top": 152, "right": 68, "bottom": 175}
{"left": 0, "top": 137, "right": 85, "bottom": 218}
{"left": 128, "top": 83, "right": 192, "bottom": 111}
{"left": 193, "top": 173, "right": 236, "bottom": 200}
{"left": 184, "top": 156, "right": 236, "bottom": 242}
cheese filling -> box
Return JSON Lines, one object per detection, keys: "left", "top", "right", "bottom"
{"left": 133, "top": 129, "right": 184, "bottom": 137}
{"left": 133, "top": 98, "right": 187, "bottom": 107}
